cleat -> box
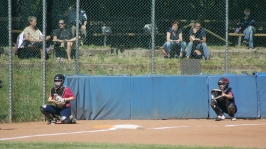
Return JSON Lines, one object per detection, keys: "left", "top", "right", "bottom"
{"left": 231, "top": 117, "right": 236, "bottom": 121}
{"left": 215, "top": 115, "right": 225, "bottom": 121}
{"left": 69, "top": 115, "right": 76, "bottom": 124}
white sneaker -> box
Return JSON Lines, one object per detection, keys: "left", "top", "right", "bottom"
{"left": 69, "top": 115, "right": 76, "bottom": 124}
{"left": 215, "top": 115, "right": 225, "bottom": 121}
{"left": 231, "top": 117, "right": 236, "bottom": 121}
{"left": 221, "top": 115, "right": 225, "bottom": 120}
{"left": 218, "top": 115, "right": 225, "bottom": 120}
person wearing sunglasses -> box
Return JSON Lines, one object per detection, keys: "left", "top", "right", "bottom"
{"left": 53, "top": 19, "right": 77, "bottom": 61}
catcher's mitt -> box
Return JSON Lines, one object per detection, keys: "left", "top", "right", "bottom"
{"left": 55, "top": 95, "right": 66, "bottom": 108}
{"left": 210, "top": 89, "right": 223, "bottom": 101}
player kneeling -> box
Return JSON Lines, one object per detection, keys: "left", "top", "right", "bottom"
{"left": 40, "top": 74, "right": 76, "bottom": 124}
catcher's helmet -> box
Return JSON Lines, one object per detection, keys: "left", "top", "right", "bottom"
{"left": 218, "top": 77, "right": 230, "bottom": 91}
{"left": 54, "top": 74, "right": 65, "bottom": 89}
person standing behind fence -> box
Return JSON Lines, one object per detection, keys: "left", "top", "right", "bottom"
{"left": 66, "top": 3, "right": 87, "bottom": 46}
{"left": 185, "top": 21, "right": 210, "bottom": 60}
{"left": 236, "top": 8, "right": 255, "bottom": 49}
{"left": 161, "top": 21, "right": 186, "bottom": 58}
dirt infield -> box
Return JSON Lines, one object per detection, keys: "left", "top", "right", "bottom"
{"left": 1, "top": 119, "right": 266, "bottom": 148}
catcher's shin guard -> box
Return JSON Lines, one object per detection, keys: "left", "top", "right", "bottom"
{"left": 227, "top": 103, "right": 236, "bottom": 117}
{"left": 210, "top": 99, "right": 222, "bottom": 116}
{"left": 40, "top": 105, "right": 54, "bottom": 120}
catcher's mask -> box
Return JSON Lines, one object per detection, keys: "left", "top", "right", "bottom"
{"left": 218, "top": 77, "right": 230, "bottom": 91}
{"left": 54, "top": 74, "right": 65, "bottom": 90}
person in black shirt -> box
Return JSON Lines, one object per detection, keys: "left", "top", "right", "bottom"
{"left": 236, "top": 8, "right": 256, "bottom": 49}
{"left": 53, "top": 19, "right": 77, "bottom": 61}
{"left": 185, "top": 21, "right": 210, "bottom": 60}
{"left": 161, "top": 21, "right": 186, "bottom": 58}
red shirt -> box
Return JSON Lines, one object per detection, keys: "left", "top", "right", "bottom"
{"left": 50, "top": 87, "right": 75, "bottom": 108}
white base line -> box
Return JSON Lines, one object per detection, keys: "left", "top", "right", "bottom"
{"left": 225, "top": 123, "right": 266, "bottom": 127}
{"left": 0, "top": 129, "right": 113, "bottom": 141}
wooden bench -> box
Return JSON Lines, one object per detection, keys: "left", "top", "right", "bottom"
{"left": 0, "top": 17, "right": 24, "bottom": 33}
{"left": 228, "top": 33, "right": 266, "bottom": 47}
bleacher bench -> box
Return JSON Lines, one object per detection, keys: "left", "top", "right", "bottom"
{"left": 228, "top": 33, "right": 266, "bottom": 47}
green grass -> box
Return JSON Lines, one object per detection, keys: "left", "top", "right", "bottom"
{"left": 0, "top": 142, "right": 258, "bottom": 149}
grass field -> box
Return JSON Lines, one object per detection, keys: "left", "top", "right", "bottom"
{"left": 0, "top": 142, "right": 255, "bottom": 149}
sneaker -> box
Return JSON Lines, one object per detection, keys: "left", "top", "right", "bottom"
{"left": 56, "top": 57, "right": 61, "bottom": 62}
{"left": 48, "top": 119, "right": 56, "bottom": 125}
{"left": 69, "top": 115, "right": 76, "bottom": 124}
{"left": 205, "top": 57, "right": 210, "bottom": 60}
{"left": 174, "top": 54, "right": 179, "bottom": 58}
{"left": 60, "top": 58, "right": 65, "bottom": 62}
{"left": 215, "top": 115, "right": 225, "bottom": 121}
{"left": 248, "top": 47, "right": 253, "bottom": 50}
{"left": 164, "top": 55, "right": 169, "bottom": 58}
{"left": 231, "top": 117, "right": 237, "bottom": 121}
{"left": 242, "top": 39, "right": 248, "bottom": 44}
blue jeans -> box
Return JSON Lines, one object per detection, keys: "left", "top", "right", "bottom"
{"left": 243, "top": 26, "right": 256, "bottom": 48}
{"left": 162, "top": 41, "right": 186, "bottom": 53}
{"left": 185, "top": 42, "right": 210, "bottom": 58}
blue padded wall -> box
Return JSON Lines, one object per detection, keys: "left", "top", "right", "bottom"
{"left": 87, "top": 76, "right": 131, "bottom": 120}
{"left": 208, "top": 74, "right": 258, "bottom": 118}
{"left": 65, "top": 75, "right": 89, "bottom": 119}
{"left": 131, "top": 75, "right": 209, "bottom": 119}
{"left": 66, "top": 75, "right": 131, "bottom": 120}
{"left": 256, "top": 73, "right": 266, "bottom": 118}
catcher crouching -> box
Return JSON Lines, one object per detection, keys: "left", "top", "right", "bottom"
{"left": 210, "top": 77, "right": 237, "bottom": 121}
{"left": 40, "top": 74, "right": 76, "bottom": 124}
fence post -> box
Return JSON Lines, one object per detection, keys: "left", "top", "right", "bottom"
{"left": 8, "top": 0, "right": 13, "bottom": 122}
{"left": 225, "top": 0, "right": 229, "bottom": 73}
{"left": 42, "top": 0, "right": 47, "bottom": 105}
{"left": 75, "top": 0, "right": 80, "bottom": 75}
{"left": 151, "top": 0, "right": 155, "bottom": 74}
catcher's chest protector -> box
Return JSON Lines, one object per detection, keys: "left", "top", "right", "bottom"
{"left": 51, "top": 87, "right": 66, "bottom": 97}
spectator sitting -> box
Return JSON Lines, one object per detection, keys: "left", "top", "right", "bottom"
{"left": 22, "top": 16, "right": 51, "bottom": 60}
{"left": 161, "top": 21, "right": 186, "bottom": 58}
{"left": 236, "top": 8, "right": 255, "bottom": 49}
{"left": 53, "top": 19, "right": 77, "bottom": 61}
{"left": 185, "top": 21, "right": 210, "bottom": 60}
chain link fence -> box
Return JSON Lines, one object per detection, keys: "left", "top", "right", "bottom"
{"left": 1, "top": 0, "right": 266, "bottom": 122}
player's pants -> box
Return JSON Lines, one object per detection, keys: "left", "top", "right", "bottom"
{"left": 40, "top": 105, "right": 72, "bottom": 123}
{"left": 210, "top": 99, "right": 237, "bottom": 117}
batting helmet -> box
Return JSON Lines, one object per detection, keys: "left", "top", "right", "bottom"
{"left": 218, "top": 77, "right": 230, "bottom": 91}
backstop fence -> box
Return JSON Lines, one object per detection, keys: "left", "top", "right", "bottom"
{"left": 0, "top": 0, "right": 266, "bottom": 122}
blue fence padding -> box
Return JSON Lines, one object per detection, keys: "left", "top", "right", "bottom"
{"left": 87, "top": 76, "right": 131, "bottom": 120}
{"left": 256, "top": 73, "right": 266, "bottom": 118}
{"left": 131, "top": 75, "right": 209, "bottom": 119}
{"left": 64, "top": 75, "right": 89, "bottom": 119}
{"left": 208, "top": 74, "right": 258, "bottom": 118}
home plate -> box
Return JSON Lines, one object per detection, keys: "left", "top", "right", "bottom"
{"left": 92, "top": 124, "right": 143, "bottom": 130}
